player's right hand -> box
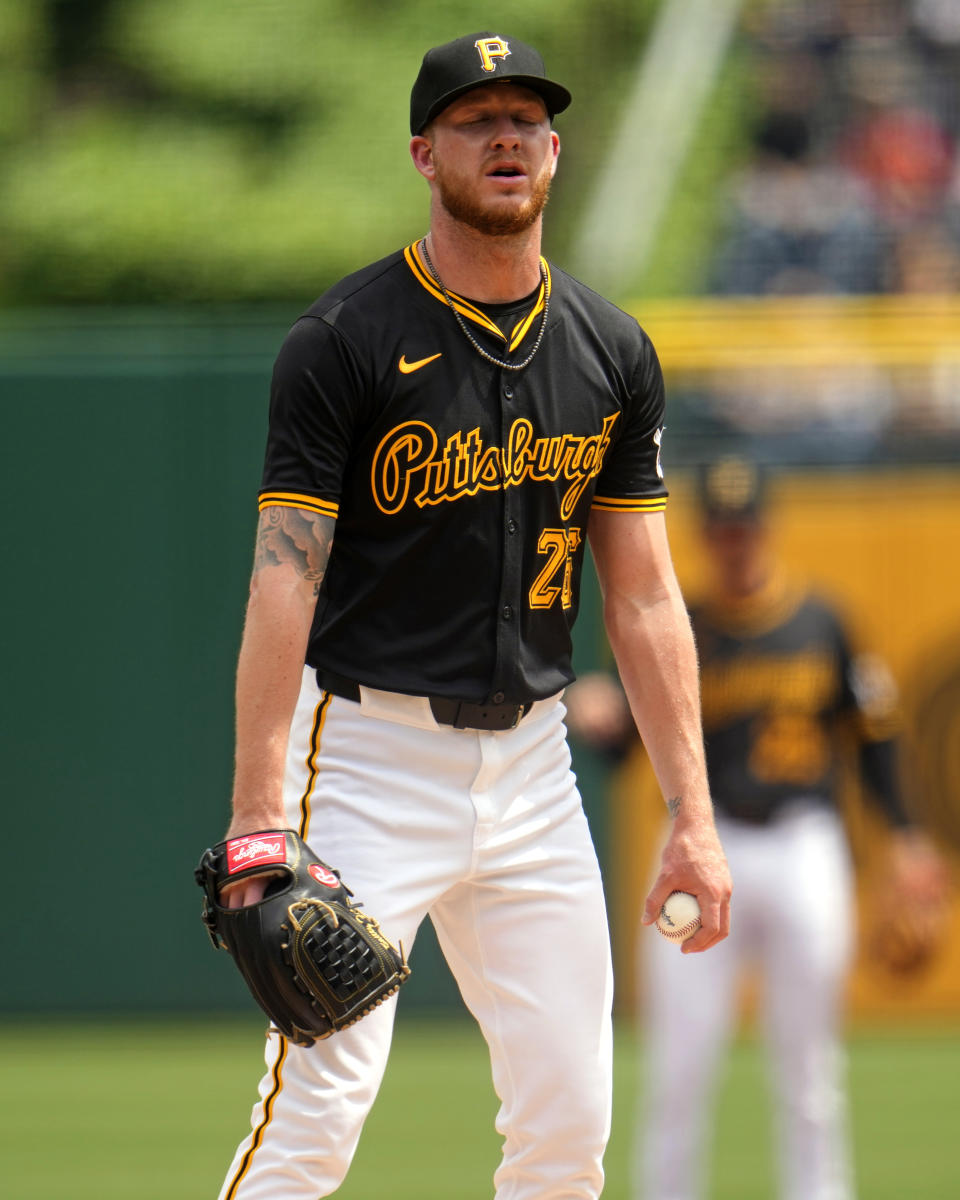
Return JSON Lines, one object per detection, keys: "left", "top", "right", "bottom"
{"left": 643, "top": 821, "right": 732, "bottom": 954}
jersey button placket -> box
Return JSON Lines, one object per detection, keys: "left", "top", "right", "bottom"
{"left": 492, "top": 369, "right": 522, "bottom": 703}
{"left": 504, "top": 380, "right": 518, "bottom": 537}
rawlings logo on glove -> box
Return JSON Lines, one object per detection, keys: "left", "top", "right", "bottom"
{"left": 226, "top": 833, "right": 286, "bottom": 872}
{"left": 195, "top": 829, "right": 410, "bottom": 1046}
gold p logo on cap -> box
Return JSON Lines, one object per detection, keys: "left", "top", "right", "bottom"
{"left": 475, "top": 37, "right": 511, "bottom": 73}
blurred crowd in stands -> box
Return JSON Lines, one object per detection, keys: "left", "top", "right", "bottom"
{"left": 712, "top": 0, "right": 960, "bottom": 296}
{"left": 686, "top": 0, "right": 960, "bottom": 464}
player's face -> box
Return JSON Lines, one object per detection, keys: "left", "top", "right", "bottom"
{"left": 703, "top": 518, "right": 770, "bottom": 597}
{"left": 412, "top": 85, "right": 560, "bottom": 236}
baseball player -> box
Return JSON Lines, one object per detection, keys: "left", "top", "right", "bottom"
{"left": 568, "top": 457, "right": 949, "bottom": 1200}
{"left": 215, "top": 33, "right": 731, "bottom": 1200}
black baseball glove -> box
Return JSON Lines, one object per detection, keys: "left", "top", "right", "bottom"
{"left": 868, "top": 896, "right": 947, "bottom": 978}
{"left": 195, "top": 829, "right": 410, "bottom": 1046}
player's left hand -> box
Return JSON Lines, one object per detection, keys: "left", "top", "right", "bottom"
{"left": 642, "top": 820, "right": 732, "bottom": 953}
{"left": 868, "top": 828, "right": 952, "bottom": 977}
{"left": 886, "top": 828, "right": 951, "bottom": 906}
{"left": 196, "top": 829, "right": 411, "bottom": 1043}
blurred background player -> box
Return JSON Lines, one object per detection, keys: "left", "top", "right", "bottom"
{"left": 564, "top": 454, "right": 950, "bottom": 1200}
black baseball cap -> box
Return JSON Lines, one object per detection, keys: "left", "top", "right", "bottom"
{"left": 697, "top": 457, "right": 768, "bottom": 523}
{"left": 410, "top": 32, "right": 572, "bottom": 135}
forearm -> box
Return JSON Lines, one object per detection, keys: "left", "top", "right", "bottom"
{"left": 605, "top": 582, "right": 711, "bottom": 829}
{"left": 228, "top": 507, "right": 334, "bottom": 837}
{"left": 588, "top": 509, "right": 730, "bottom": 949}
{"left": 230, "top": 572, "right": 317, "bottom": 833}
{"left": 604, "top": 580, "right": 730, "bottom": 948}
{"left": 859, "top": 736, "right": 912, "bottom": 829}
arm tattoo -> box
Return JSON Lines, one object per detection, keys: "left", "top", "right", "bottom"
{"left": 666, "top": 795, "right": 682, "bottom": 819}
{"left": 253, "top": 507, "right": 335, "bottom": 597}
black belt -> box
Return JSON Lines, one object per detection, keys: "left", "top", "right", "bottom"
{"left": 316, "top": 669, "right": 531, "bottom": 731}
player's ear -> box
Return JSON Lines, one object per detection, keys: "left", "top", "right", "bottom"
{"left": 410, "top": 135, "right": 435, "bottom": 180}
{"left": 549, "top": 130, "right": 560, "bottom": 179}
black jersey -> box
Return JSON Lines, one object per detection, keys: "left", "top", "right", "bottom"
{"left": 259, "top": 242, "right": 667, "bottom": 704}
{"left": 692, "top": 577, "right": 908, "bottom": 826}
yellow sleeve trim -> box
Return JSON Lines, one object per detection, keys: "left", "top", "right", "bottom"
{"left": 258, "top": 491, "right": 339, "bottom": 519}
{"left": 591, "top": 495, "right": 667, "bottom": 513}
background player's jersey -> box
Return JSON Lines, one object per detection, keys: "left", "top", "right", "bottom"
{"left": 260, "top": 242, "right": 667, "bottom": 704}
{"left": 691, "top": 575, "right": 908, "bottom": 826}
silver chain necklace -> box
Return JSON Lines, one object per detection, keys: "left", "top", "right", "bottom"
{"left": 419, "top": 238, "right": 550, "bottom": 372}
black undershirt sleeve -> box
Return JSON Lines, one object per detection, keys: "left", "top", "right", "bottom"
{"left": 858, "top": 736, "right": 913, "bottom": 829}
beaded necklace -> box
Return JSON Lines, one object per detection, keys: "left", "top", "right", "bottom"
{"left": 419, "top": 238, "right": 550, "bottom": 372}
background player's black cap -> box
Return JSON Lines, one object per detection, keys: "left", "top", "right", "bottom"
{"left": 697, "top": 456, "right": 768, "bottom": 523}
{"left": 410, "top": 32, "right": 572, "bottom": 135}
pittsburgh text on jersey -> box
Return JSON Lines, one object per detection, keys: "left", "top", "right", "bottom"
{"left": 371, "top": 413, "right": 621, "bottom": 518}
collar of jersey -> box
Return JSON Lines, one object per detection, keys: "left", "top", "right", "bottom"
{"left": 404, "top": 241, "right": 551, "bottom": 352}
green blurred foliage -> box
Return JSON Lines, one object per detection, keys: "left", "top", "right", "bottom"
{"left": 0, "top": 1, "right": 49, "bottom": 143}
{"left": 639, "top": 46, "right": 759, "bottom": 298}
{"left": 0, "top": 0, "right": 686, "bottom": 305}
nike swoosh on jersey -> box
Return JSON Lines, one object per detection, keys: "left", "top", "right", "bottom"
{"left": 398, "top": 352, "right": 442, "bottom": 374}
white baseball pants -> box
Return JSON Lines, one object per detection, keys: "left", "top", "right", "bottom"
{"left": 637, "top": 804, "right": 855, "bottom": 1200}
{"left": 218, "top": 667, "right": 614, "bottom": 1200}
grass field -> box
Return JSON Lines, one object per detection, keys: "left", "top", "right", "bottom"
{"left": 2, "top": 1015, "right": 958, "bottom": 1198}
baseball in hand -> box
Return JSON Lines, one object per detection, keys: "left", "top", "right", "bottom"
{"left": 655, "top": 891, "right": 701, "bottom": 942}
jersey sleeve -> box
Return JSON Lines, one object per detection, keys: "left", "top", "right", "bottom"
{"left": 258, "top": 316, "right": 367, "bottom": 518}
{"left": 591, "top": 325, "right": 668, "bottom": 514}
{"left": 836, "top": 627, "right": 902, "bottom": 742}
